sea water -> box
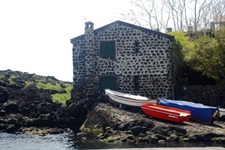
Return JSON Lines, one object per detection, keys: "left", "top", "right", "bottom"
{"left": 0, "top": 133, "right": 137, "bottom": 150}
{"left": 0, "top": 133, "right": 77, "bottom": 150}
{"left": 0, "top": 133, "right": 224, "bottom": 150}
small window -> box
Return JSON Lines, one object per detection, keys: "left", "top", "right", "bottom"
{"left": 100, "top": 41, "right": 116, "bottom": 58}
{"left": 133, "top": 40, "right": 140, "bottom": 53}
{"left": 134, "top": 75, "right": 140, "bottom": 91}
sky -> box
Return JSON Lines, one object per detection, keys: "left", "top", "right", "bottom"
{"left": 0, "top": 0, "right": 130, "bottom": 82}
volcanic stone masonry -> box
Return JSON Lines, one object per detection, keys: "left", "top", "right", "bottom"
{"left": 71, "top": 21, "right": 174, "bottom": 99}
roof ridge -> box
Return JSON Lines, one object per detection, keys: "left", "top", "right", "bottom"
{"left": 71, "top": 20, "right": 174, "bottom": 43}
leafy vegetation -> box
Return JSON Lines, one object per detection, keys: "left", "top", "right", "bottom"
{"left": 65, "top": 84, "right": 73, "bottom": 93}
{"left": 168, "top": 32, "right": 194, "bottom": 85}
{"left": 187, "top": 35, "right": 221, "bottom": 80}
{"left": 36, "top": 81, "right": 72, "bottom": 105}
{"left": 36, "top": 82, "right": 62, "bottom": 91}
{"left": 25, "top": 81, "right": 33, "bottom": 87}
{"left": 52, "top": 93, "right": 70, "bottom": 105}
{"left": 168, "top": 27, "right": 225, "bottom": 84}
{"left": 0, "top": 75, "right": 4, "bottom": 79}
{"left": 0, "top": 70, "right": 73, "bottom": 105}
{"left": 8, "top": 75, "right": 17, "bottom": 85}
{"left": 51, "top": 84, "right": 72, "bottom": 106}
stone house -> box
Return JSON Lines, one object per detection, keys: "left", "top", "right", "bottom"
{"left": 70, "top": 20, "right": 174, "bottom": 99}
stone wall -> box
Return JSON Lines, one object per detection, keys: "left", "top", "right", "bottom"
{"left": 182, "top": 85, "right": 225, "bottom": 107}
{"left": 71, "top": 21, "right": 174, "bottom": 99}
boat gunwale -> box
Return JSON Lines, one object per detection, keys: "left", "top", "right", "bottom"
{"left": 141, "top": 105, "right": 191, "bottom": 117}
{"left": 107, "top": 93, "right": 156, "bottom": 107}
{"left": 158, "top": 97, "right": 219, "bottom": 125}
{"left": 105, "top": 89, "right": 149, "bottom": 101}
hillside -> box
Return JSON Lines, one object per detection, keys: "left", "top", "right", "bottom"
{"left": 0, "top": 69, "right": 72, "bottom": 105}
{"left": 0, "top": 69, "right": 80, "bottom": 134}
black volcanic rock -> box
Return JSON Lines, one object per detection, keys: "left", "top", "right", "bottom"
{"left": 3, "top": 100, "right": 19, "bottom": 114}
{"left": 0, "top": 86, "right": 9, "bottom": 103}
{"left": 79, "top": 102, "right": 225, "bottom": 144}
{"left": 1, "top": 69, "right": 225, "bottom": 146}
{"left": 0, "top": 70, "right": 79, "bottom": 133}
{"left": 6, "top": 124, "right": 16, "bottom": 133}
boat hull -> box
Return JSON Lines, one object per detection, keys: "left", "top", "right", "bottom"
{"left": 220, "top": 108, "right": 225, "bottom": 117}
{"left": 105, "top": 89, "right": 156, "bottom": 107}
{"left": 158, "top": 98, "right": 219, "bottom": 125}
{"left": 141, "top": 103, "right": 191, "bottom": 123}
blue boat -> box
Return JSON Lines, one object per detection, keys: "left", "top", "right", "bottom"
{"left": 158, "top": 98, "right": 219, "bottom": 125}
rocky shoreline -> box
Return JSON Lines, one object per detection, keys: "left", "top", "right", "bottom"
{"left": 0, "top": 83, "right": 75, "bottom": 135}
{"left": 1, "top": 70, "right": 225, "bottom": 146}
{"left": 78, "top": 102, "right": 225, "bottom": 145}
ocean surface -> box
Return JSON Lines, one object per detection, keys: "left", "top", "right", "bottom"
{"left": 0, "top": 133, "right": 225, "bottom": 150}
{"left": 0, "top": 133, "right": 142, "bottom": 150}
{"left": 0, "top": 133, "right": 75, "bottom": 150}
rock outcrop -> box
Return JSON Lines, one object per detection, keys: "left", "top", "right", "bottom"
{"left": 0, "top": 70, "right": 77, "bottom": 134}
{"left": 1, "top": 69, "right": 225, "bottom": 146}
{"left": 79, "top": 102, "right": 225, "bottom": 145}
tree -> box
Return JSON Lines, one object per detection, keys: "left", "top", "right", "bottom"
{"left": 191, "top": 0, "right": 213, "bottom": 31}
{"left": 121, "top": 0, "right": 221, "bottom": 32}
{"left": 120, "top": 0, "right": 170, "bottom": 31}
{"left": 183, "top": 27, "right": 225, "bottom": 83}
{"left": 163, "top": 0, "right": 189, "bottom": 31}
{"left": 214, "top": 26, "right": 225, "bottom": 82}
{"left": 121, "top": 0, "right": 225, "bottom": 83}
{"left": 211, "top": 0, "right": 225, "bottom": 29}
{"left": 167, "top": 32, "right": 194, "bottom": 84}
{"left": 187, "top": 35, "right": 220, "bottom": 79}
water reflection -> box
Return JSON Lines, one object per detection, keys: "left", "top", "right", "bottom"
{"left": 0, "top": 133, "right": 225, "bottom": 150}
{"left": 0, "top": 133, "right": 76, "bottom": 150}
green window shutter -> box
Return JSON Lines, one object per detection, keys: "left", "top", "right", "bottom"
{"left": 100, "top": 41, "right": 115, "bottom": 58}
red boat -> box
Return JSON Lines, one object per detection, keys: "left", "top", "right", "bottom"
{"left": 141, "top": 103, "right": 191, "bottom": 123}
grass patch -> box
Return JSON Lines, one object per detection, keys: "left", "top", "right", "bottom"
{"left": 36, "top": 82, "right": 62, "bottom": 91}
{"left": 0, "top": 75, "right": 4, "bottom": 79}
{"left": 51, "top": 83, "right": 72, "bottom": 105}
{"left": 65, "top": 84, "right": 73, "bottom": 93}
{"left": 25, "top": 81, "right": 33, "bottom": 87}
{"left": 52, "top": 93, "right": 71, "bottom": 106}
{"left": 36, "top": 81, "right": 72, "bottom": 106}
{"left": 8, "top": 75, "right": 17, "bottom": 85}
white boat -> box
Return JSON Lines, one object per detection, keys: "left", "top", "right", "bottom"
{"left": 105, "top": 89, "right": 156, "bottom": 107}
{"left": 219, "top": 108, "right": 225, "bottom": 117}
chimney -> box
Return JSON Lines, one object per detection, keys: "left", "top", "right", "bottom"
{"left": 85, "top": 21, "right": 94, "bottom": 34}
{"left": 84, "top": 20, "right": 95, "bottom": 77}
{"left": 167, "top": 28, "right": 172, "bottom": 32}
